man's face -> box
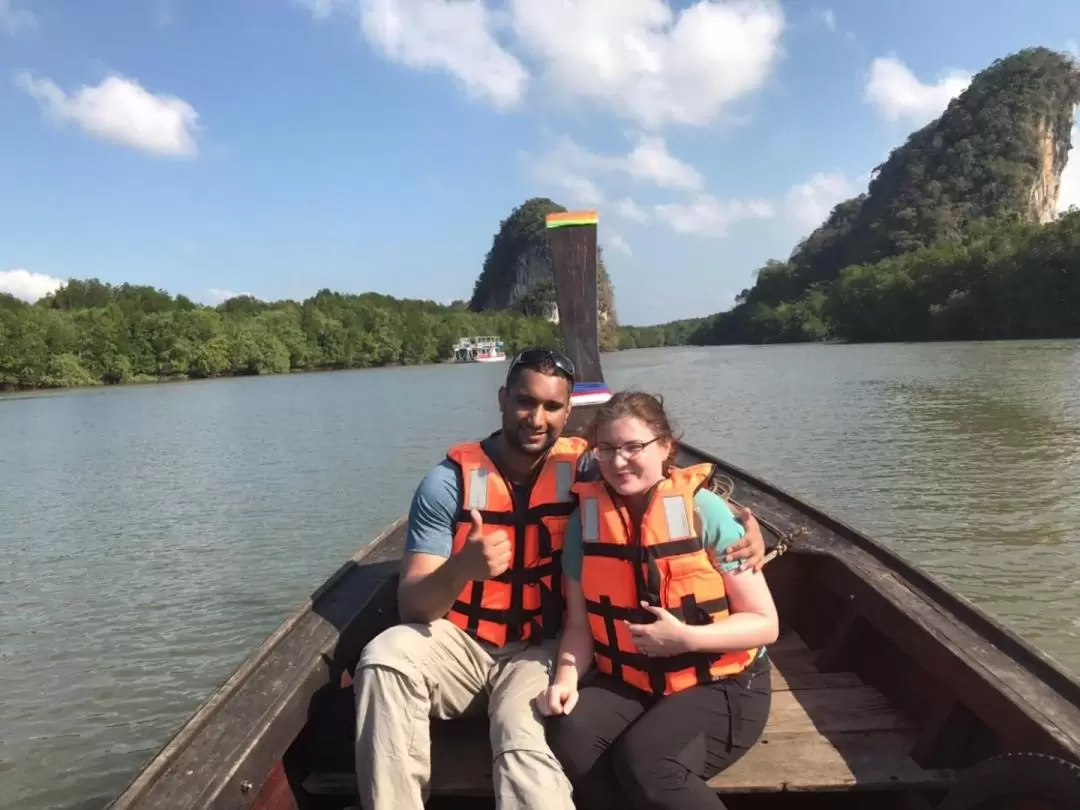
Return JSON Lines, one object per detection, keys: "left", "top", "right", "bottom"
{"left": 498, "top": 367, "right": 573, "bottom": 456}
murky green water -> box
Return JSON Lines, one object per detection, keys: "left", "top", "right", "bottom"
{"left": 2, "top": 341, "right": 1078, "bottom": 810}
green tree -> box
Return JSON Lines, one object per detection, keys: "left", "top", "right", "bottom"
{"left": 0, "top": 278, "right": 564, "bottom": 391}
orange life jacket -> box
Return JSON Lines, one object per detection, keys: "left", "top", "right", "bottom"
{"left": 574, "top": 462, "right": 759, "bottom": 696}
{"left": 445, "top": 435, "right": 588, "bottom": 647}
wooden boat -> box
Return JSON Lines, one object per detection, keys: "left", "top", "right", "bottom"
{"left": 106, "top": 212, "right": 1080, "bottom": 810}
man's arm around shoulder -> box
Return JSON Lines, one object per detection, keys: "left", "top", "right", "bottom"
{"left": 397, "top": 460, "right": 475, "bottom": 623}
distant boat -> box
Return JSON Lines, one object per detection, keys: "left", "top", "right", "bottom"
{"left": 451, "top": 335, "right": 505, "bottom": 363}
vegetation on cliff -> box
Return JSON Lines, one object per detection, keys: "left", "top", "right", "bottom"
{"left": 687, "top": 46, "right": 1080, "bottom": 345}
{"left": 694, "top": 210, "right": 1080, "bottom": 343}
{"left": 0, "top": 281, "right": 560, "bottom": 391}
{"left": 469, "top": 197, "right": 621, "bottom": 351}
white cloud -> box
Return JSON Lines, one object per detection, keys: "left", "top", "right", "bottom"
{"left": 302, "top": 0, "right": 784, "bottom": 128}
{"left": 654, "top": 194, "right": 774, "bottom": 237}
{"left": 351, "top": 0, "right": 528, "bottom": 109}
{"left": 530, "top": 147, "right": 606, "bottom": 206}
{"left": 615, "top": 196, "right": 649, "bottom": 223}
{"left": 16, "top": 72, "right": 200, "bottom": 157}
{"left": 606, "top": 231, "right": 632, "bottom": 255}
{"left": 819, "top": 9, "right": 836, "bottom": 32}
{"left": 0, "top": 0, "right": 35, "bottom": 35}
{"left": 863, "top": 56, "right": 971, "bottom": 127}
{"left": 622, "top": 135, "right": 704, "bottom": 190}
{"left": 0, "top": 269, "right": 64, "bottom": 302}
{"left": 511, "top": 0, "right": 784, "bottom": 129}
{"left": 650, "top": 169, "right": 860, "bottom": 238}
{"left": 529, "top": 134, "right": 704, "bottom": 206}
{"left": 1058, "top": 122, "right": 1080, "bottom": 214}
{"left": 784, "top": 171, "right": 857, "bottom": 232}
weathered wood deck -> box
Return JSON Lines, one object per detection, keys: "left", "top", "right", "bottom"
{"left": 302, "top": 627, "right": 954, "bottom": 801}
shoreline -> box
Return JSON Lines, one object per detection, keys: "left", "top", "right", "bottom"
{"left": 5, "top": 336, "right": 1078, "bottom": 397}
{"left": 0, "top": 358, "right": 466, "bottom": 397}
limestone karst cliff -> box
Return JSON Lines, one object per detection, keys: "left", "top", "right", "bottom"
{"left": 468, "top": 197, "right": 620, "bottom": 351}
{"left": 686, "top": 46, "right": 1080, "bottom": 345}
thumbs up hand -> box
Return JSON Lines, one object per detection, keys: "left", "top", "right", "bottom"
{"left": 459, "top": 508, "right": 512, "bottom": 580}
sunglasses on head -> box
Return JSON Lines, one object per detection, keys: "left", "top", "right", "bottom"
{"left": 506, "top": 347, "right": 576, "bottom": 382}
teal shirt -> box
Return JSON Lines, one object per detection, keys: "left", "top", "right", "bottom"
{"left": 562, "top": 488, "right": 746, "bottom": 582}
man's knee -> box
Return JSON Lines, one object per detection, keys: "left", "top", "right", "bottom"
{"left": 488, "top": 699, "right": 548, "bottom": 761}
{"left": 357, "top": 622, "right": 437, "bottom": 673}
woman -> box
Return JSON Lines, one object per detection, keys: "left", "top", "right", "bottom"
{"left": 537, "top": 391, "right": 778, "bottom": 810}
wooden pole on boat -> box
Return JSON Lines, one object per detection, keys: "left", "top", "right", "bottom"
{"left": 545, "top": 210, "right": 611, "bottom": 431}
{"left": 545, "top": 210, "right": 603, "bottom": 384}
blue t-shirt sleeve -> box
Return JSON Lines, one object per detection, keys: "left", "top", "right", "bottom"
{"left": 562, "top": 506, "right": 584, "bottom": 582}
{"left": 694, "top": 489, "right": 746, "bottom": 573}
{"left": 404, "top": 459, "right": 460, "bottom": 558}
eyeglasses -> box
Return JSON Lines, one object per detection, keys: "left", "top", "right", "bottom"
{"left": 506, "top": 347, "right": 576, "bottom": 383}
{"left": 592, "top": 437, "right": 659, "bottom": 462}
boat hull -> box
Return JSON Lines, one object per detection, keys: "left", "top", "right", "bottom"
{"left": 104, "top": 438, "right": 1080, "bottom": 810}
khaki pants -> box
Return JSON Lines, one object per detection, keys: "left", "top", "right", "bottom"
{"left": 353, "top": 618, "right": 575, "bottom": 810}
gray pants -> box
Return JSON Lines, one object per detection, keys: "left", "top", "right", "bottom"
{"left": 353, "top": 618, "right": 575, "bottom": 810}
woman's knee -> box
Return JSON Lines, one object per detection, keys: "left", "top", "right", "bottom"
{"left": 544, "top": 712, "right": 599, "bottom": 779}
{"left": 611, "top": 734, "right": 658, "bottom": 794}
{"left": 612, "top": 727, "right": 697, "bottom": 806}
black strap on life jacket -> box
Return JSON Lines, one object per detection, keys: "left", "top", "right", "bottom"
{"left": 582, "top": 544, "right": 732, "bottom": 694}
{"left": 451, "top": 501, "right": 574, "bottom": 643}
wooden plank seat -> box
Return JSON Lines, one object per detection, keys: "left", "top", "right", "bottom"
{"left": 304, "top": 630, "right": 954, "bottom": 797}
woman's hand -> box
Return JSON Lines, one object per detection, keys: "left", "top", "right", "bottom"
{"left": 535, "top": 681, "right": 579, "bottom": 716}
{"left": 625, "top": 602, "right": 693, "bottom": 657}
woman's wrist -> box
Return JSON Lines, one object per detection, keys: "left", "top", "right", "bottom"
{"left": 553, "top": 660, "right": 580, "bottom": 687}
{"left": 680, "top": 623, "right": 704, "bottom": 653}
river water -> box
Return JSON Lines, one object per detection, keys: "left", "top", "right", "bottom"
{"left": 2, "top": 341, "right": 1079, "bottom": 810}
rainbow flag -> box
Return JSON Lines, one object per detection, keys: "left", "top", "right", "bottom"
{"left": 545, "top": 210, "right": 599, "bottom": 229}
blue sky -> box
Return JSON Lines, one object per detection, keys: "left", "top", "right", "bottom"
{"left": 1, "top": 0, "right": 1079, "bottom": 325}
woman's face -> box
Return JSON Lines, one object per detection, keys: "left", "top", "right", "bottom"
{"left": 594, "top": 415, "right": 671, "bottom": 497}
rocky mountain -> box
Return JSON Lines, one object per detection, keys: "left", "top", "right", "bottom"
{"left": 468, "top": 197, "right": 620, "bottom": 351}
{"left": 689, "top": 46, "right": 1080, "bottom": 345}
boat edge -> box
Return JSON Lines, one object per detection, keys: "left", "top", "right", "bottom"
{"left": 684, "top": 441, "right": 1080, "bottom": 704}
{"left": 104, "top": 516, "right": 407, "bottom": 809}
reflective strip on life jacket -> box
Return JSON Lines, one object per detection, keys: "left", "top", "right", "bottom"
{"left": 575, "top": 462, "right": 758, "bottom": 695}
{"left": 445, "top": 435, "right": 587, "bottom": 647}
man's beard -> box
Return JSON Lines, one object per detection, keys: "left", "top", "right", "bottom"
{"left": 504, "top": 424, "right": 557, "bottom": 457}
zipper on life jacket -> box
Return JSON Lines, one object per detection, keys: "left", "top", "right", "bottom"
{"left": 604, "top": 479, "right": 663, "bottom": 624}
{"left": 487, "top": 447, "right": 537, "bottom": 643}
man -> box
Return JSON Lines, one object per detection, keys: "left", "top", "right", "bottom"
{"left": 353, "top": 347, "right": 766, "bottom": 810}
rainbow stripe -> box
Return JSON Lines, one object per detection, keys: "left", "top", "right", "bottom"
{"left": 570, "top": 381, "right": 612, "bottom": 406}
{"left": 545, "top": 210, "right": 599, "bottom": 229}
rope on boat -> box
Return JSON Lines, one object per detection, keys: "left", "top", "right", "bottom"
{"left": 706, "top": 472, "right": 808, "bottom": 567}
